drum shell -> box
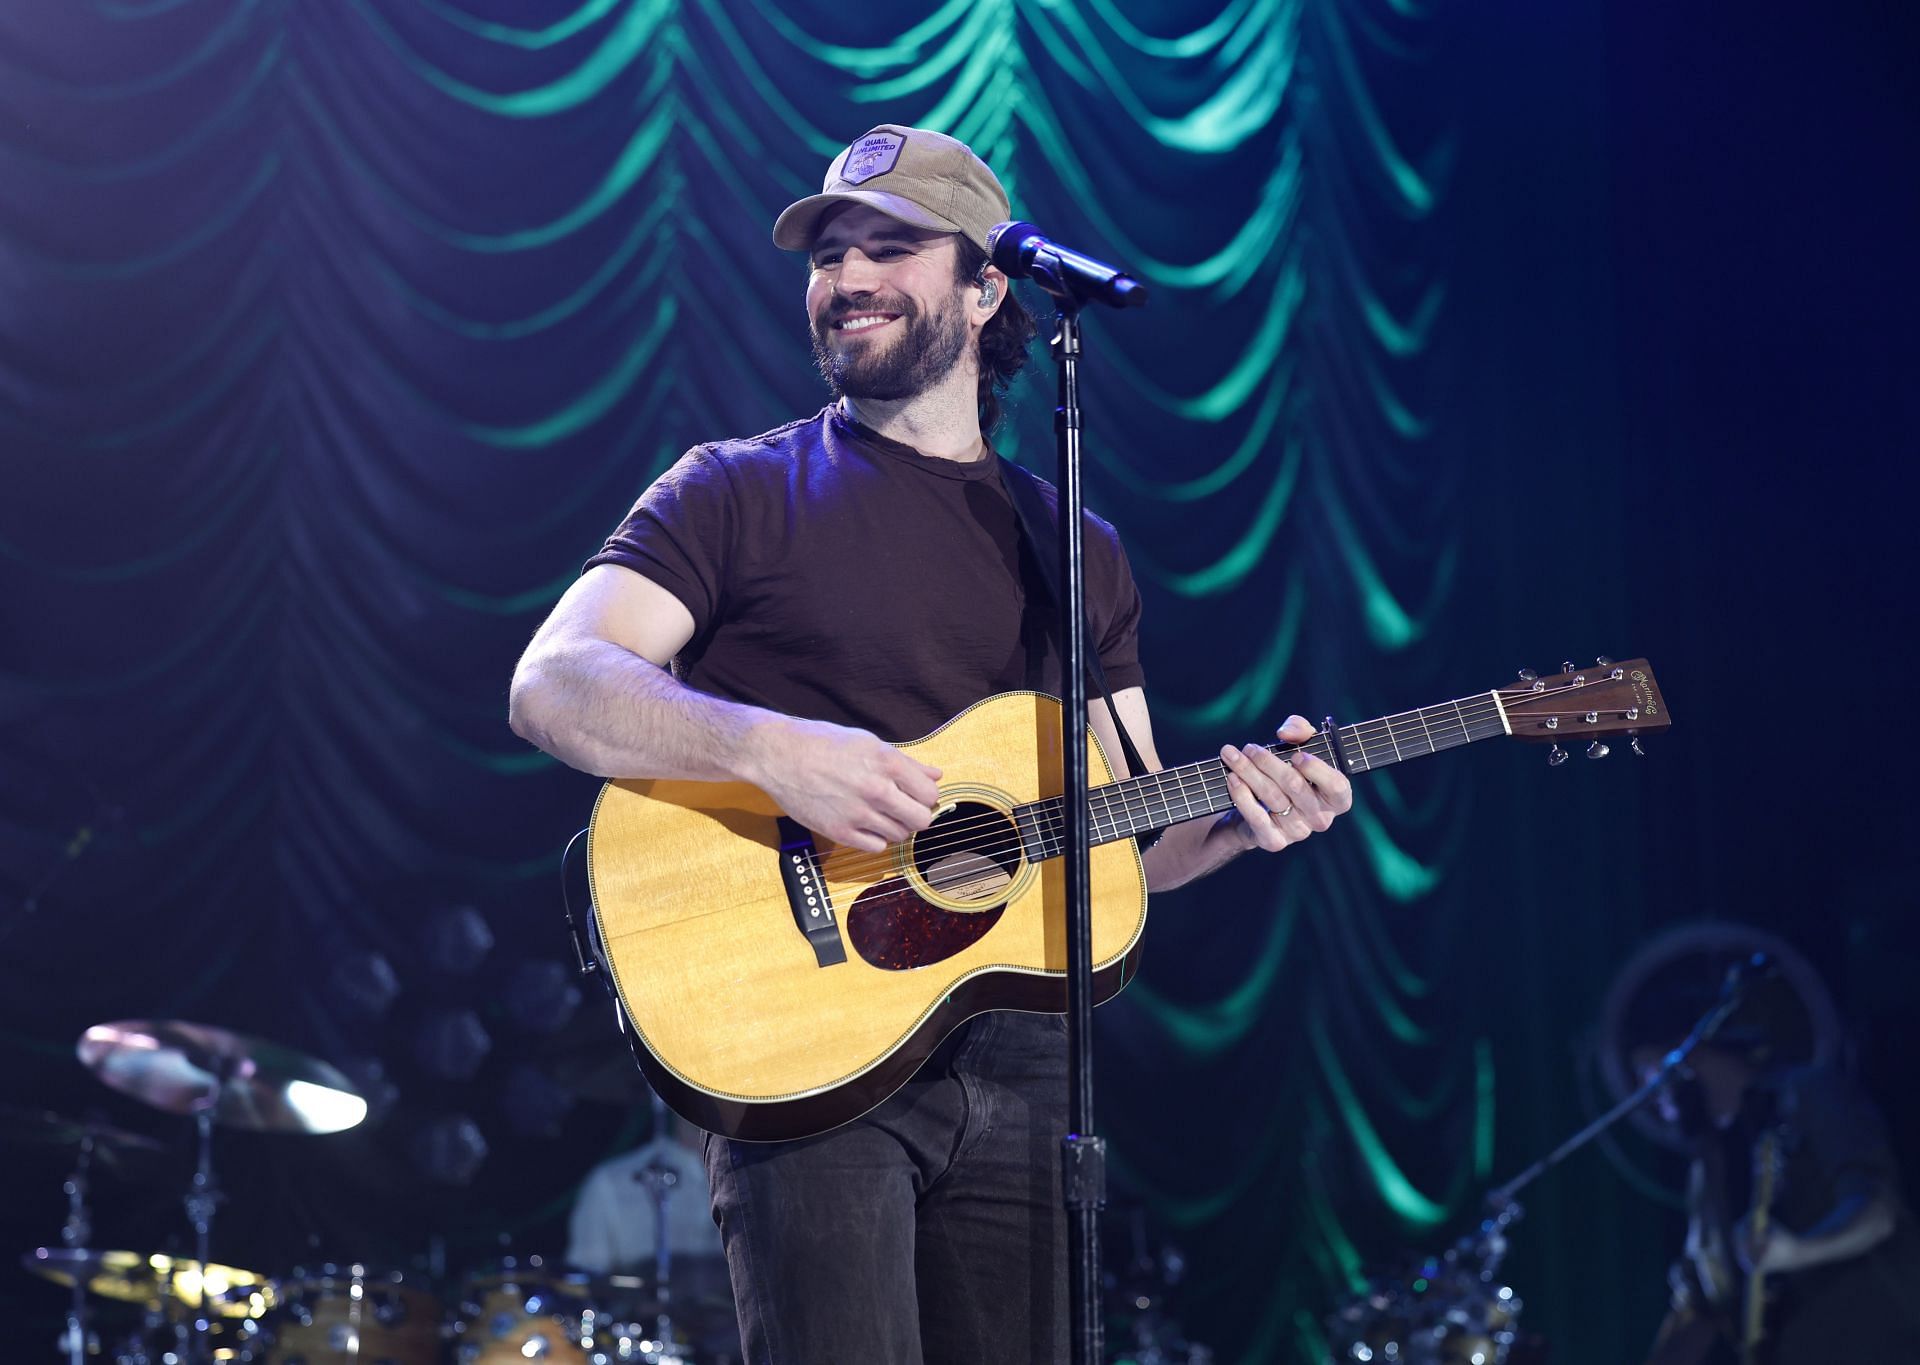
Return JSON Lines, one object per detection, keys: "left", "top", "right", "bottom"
{"left": 454, "top": 1259, "right": 592, "bottom": 1365}
{"left": 112, "top": 1314, "right": 271, "bottom": 1363}
{"left": 265, "top": 1264, "right": 439, "bottom": 1364}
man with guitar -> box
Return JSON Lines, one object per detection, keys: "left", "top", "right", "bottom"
{"left": 1637, "top": 1037, "right": 1920, "bottom": 1365}
{"left": 509, "top": 124, "right": 1352, "bottom": 1362}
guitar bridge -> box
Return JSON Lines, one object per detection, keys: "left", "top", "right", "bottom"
{"left": 777, "top": 818, "right": 845, "bottom": 968}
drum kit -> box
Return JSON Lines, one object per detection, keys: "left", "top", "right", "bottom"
{"left": 1323, "top": 1203, "right": 1530, "bottom": 1365}
{"left": 17, "top": 1018, "right": 739, "bottom": 1365}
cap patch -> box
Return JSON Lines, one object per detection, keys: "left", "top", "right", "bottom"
{"left": 839, "top": 132, "right": 905, "bottom": 186}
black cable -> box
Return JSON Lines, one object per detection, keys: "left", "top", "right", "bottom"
{"left": 558, "top": 828, "right": 598, "bottom": 978}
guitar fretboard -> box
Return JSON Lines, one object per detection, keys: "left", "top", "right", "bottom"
{"left": 1015, "top": 691, "right": 1509, "bottom": 859}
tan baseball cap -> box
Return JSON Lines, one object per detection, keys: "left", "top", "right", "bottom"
{"left": 772, "top": 124, "right": 1010, "bottom": 254}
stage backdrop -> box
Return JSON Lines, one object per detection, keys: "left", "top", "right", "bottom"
{"left": 4, "top": 2, "right": 1915, "bottom": 1362}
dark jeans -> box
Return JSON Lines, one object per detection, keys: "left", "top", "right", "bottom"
{"left": 703, "top": 1011, "right": 1070, "bottom": 1364}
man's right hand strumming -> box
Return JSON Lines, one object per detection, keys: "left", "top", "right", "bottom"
{"left": 510, "top": 564, "right": 942, "bottom": 852}
{"left": 746, "top": 716, "right": 943, "bottom": 853}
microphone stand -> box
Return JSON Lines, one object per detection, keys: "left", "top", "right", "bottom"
{"left": 1485, "top": 954, "right": 1772, "bottom": 1213}
{"left": 184, "top": 1101, "right": 223, "bottom": 1365}
{"left": 1039, "top": 287, "right": 1103, "bottom": 1365}
{"left": 1008, "top": 230, "right": 1148, "bottom": 1364}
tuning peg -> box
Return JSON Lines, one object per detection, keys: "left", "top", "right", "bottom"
{"left": 1561, "top": 660, "right": 1576, "bottom": 675}
{"left": 1548, "top": 744, "right": 1568, "bottom": 767}
{"left": 1587, "top": 741, "right": 1610, "bottom": 760}
{"left": 1630, "top": 737, "right": 1646, "bottom": 757}
{"left": 1595, "top": 655, "right": 1613, "bottom": 667}
{"left": 1517, "top": 668, "right": 1538, "bottom": 683}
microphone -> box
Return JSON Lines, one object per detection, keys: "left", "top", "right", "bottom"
{"left": 1683, "top": 952, "right": 1776, "bottom": 1054}
{"left": 1720, "top": 952, "right": 1776, "bottom": 998}
{"left": 985, "top": 221, "right": 1148, "bottom": 309}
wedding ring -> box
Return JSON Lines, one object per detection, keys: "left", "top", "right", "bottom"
{"left": 1269, "top": 803, "right": 1293, "bottom": 818}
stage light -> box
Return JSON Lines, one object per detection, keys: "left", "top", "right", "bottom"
{"left": 339, "top": 1057, "right": 400, "bottom": 1126}
{"left": 327, "top": 951, "right": 401, "bottom": 1018}
{"left": 410, "top": 1113, "right": 488, "bottom": 1185}
{"left": 411, "top": 1009, "right": 491, "bottom": 1080}
{"left": 498, "top": 1063, "right": 574, "bottom": 1138}
{"left": 422, "top": 905, "right": 494, "bottom": 975}
{"left": 504, "top": 959, "right": 583, "bottom": 1035}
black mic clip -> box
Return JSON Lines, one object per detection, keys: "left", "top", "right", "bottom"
{"left": 1719, "top": 951, "right": 1776, "bottom": 999}
{"left": 1690, "top": 952, "right": 1777, "bottom": 1054}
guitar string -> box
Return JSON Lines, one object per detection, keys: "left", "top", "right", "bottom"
{"left": 811, "top": 732, "right": 1344, "bottom": 884}
{"left": 791, "top": 684, "right": 1642, "bottom": 886}
{"left": 821, "top": 684, "right": 1642, "bottom": 879}
{"left": 815, "top": 716, "right": 1633, "bottom": 895}
{"left": 803, "top": 696, "right": 1517, "bottom": 885}
{"left": 847, "top": 677, "right": 1630, "bottom": 872}
{"left": 804, "top": 693, "right": 1520, "bottom": 882}
{"left": 815, "top": 766, "right": 1248, "bottom": 894}
{"left": 820, "top": 720, "right": 1371, "bottom": 888}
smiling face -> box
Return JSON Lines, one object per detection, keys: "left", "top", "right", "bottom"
{"left": 805, "top": 204, "right": 976, "bottom": 403}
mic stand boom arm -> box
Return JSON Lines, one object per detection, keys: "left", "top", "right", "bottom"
{"left": 1486, "top": 954, "right": 1771, "bottom": 1211}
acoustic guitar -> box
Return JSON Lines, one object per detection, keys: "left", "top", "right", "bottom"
{"left": 585, "top": 658, "right": 1669, "bottom": 1141}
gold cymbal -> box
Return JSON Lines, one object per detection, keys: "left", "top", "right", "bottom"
{"left": 22, "top": 1247, "right": 278, "bottom": 1319}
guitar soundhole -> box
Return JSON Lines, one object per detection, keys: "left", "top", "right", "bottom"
{"left": 915, "top": 801, "right": 1019, "bottom": 903}
{"left": 846, "top": 802, "right": 1020, "bottom": 971}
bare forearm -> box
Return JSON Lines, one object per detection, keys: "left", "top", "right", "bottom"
{"left": 1778, "top": 1192, "right": 1896, "bottom": 1270}
{"left": 509, "top": 637, "right": 776, "bottom": 782}
{"left": 511, "top": 627, "right": 945, "bottom": 851}
{"left": 1143, "top": 810, "right": 1253, "bottom": 892}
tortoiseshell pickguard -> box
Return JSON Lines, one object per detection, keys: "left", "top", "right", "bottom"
{"left": 845, "top": 883, "right": 1006, "bottom": 971}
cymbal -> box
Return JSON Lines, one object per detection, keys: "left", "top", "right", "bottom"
{"left": 22, "top": 1248, "right": 123, "bottom": 1289}
{"left": 77, "top": 1020, "right": 367, "bottom": 1134}
{"left": 0, "top": 1106, "right": 165, "bottom": 1158}
{"left": 22, "top": 1248, "right": 277, "bottom": 1318}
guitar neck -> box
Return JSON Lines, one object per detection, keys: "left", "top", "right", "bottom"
{"left": 1018, "top": 690, "right": 1511, "bottom": 856}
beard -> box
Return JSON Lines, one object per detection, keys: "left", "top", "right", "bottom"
{"left": 810, "top": 288, "right": 971, "bottom": 402}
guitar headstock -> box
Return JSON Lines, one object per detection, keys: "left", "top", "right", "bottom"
{"left": 1499, "top": 657, "right": 1671, "bottom": 761}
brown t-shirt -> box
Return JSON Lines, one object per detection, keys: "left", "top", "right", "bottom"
{"left": 585, "top": 406, "right": 1144, "bottom": 742}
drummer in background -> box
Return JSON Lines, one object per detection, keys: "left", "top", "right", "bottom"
{"left": 566, "top": 1113, "right": 725, "bottom": 1275}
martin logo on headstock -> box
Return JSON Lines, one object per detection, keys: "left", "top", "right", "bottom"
{"left": 1628, "top": 667, "right": 1660, "bottom": 719}
{"left": 1498, "top": 656, "right": 1671, "bottom": 766}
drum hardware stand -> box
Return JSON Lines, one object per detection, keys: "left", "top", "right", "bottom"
{"left": 182, "top": 1085, "right": 227, "bottom": 1365}
{"left": 631, "top": 1089, "right": 695, "bottom": 1365}
{"left": 58, "top": 1128, "right": 98, "bottom": 1365}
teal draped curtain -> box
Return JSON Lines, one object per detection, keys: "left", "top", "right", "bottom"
{"left": 30, "top": 3, "right": 1890, "bottom": 1362}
